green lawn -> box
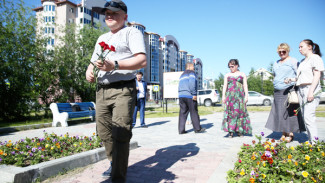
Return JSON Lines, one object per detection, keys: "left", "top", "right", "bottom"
{"left": 1, "top": 105, "right": 324, "bottom": 128}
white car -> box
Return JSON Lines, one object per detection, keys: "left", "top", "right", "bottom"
{"left": 247, "top": 91, "right": 273, "bottom": 106}
{"left": 197, "top": 89, "right": 220, "bottom": 107}
{"left": 320, "top": 87, "right": 325, "bottom": 103}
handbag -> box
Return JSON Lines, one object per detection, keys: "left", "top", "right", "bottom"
{"left": 287, "top": 90, "right": 299, "bottom": 104}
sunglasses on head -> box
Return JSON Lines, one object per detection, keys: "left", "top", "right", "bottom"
{"left": 278, "top": 51, "right": 287, "bottom": 54}
{"left": 104, "top": 1, "right": 126, "bottom": 12}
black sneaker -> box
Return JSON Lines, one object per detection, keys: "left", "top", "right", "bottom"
{"left": 102, "top": 164, "right": 112, "bottom": 177}
{"left": 194, "top": 128, "right": 206, "bottom": 133}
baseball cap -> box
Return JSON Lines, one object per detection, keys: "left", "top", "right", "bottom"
{"left": 93, "top": 0, "right": 127, "bottom": 15}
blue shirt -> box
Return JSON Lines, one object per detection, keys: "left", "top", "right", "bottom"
{"left": 178, "top": 70, "right": 197, "bottom": 98}
{"left": 273, "top": 57, "right": 298, "bottom": 90}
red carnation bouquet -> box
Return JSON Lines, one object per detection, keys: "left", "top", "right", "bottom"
{"left": 91, "top": 41, "right": 116, "bottom": 82}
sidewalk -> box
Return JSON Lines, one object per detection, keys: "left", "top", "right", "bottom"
{"left": 1, "top": 112, "right": 325, "bottom": 183}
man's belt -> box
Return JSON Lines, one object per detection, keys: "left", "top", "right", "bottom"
{"left": 97, "top": 79, "right": 135, "bottom": 90}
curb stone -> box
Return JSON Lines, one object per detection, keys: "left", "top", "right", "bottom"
{"left": 0, "top": 141, "right": 138, "bottom": 183}
{"left": 0, "top": 123, "right": 52, "bottom": 134}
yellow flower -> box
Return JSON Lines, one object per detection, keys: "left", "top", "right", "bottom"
{"left": 9, "top": 140, "right": 11, "bottom": 143}
{"left": 317, "top": 148, "right": 320, "bottom": 151}
{"left": 302, "top": 171, "right": 308, "bottom": 178}
{"left": 79, "top": 142, "right": 82, "bottom": 145}
{"left": 64, "top": 134, "right": 67, "bottom": 138}
{"left": 305, "top": 141, "right": 309, "bottom": 145}
{"left": 317, "top": 158, "right": 319, "bottom": 162}
{"left": 303, "top": 163, "right": 306, "bottom": 166}
{"left": 261, "top": 174, "right": 266, "bottom": 179}
{"left": 295, "top": 161, "right": 298, "bottom": 166}
{"left": 240, "top": 169, "right": 245, "bottom": 176}
{"left": 251, "top": 155, "right": 256, "bottom": 160}
{"left": 4, "top": 153, "right": 7, "bottom": 156}
{"left": 263, "top": 162, "right": 266, "bottom": 167}
{"left": 73, "top": 144, "right": 77, "bottom": 147}
{"left": 317, "top": 170, "right": 320, "bottom": 173}
{"left": 310, "top": 149, "right": 313, "bottom": 152}
{"left": 311, "top": 177, "right": 316, "bottom": 182}
{"left": 305, "top": 155, "right": 310, "bottom": 161}
{"left": 288, "top": 159, "right": 292, "bottom": 163}
{"left": 271, "top": 146, "right": 274, "bottom": 150}
{"left": 45, "top": 144, "right": 49, "bottom": 148}
{"left": 321, "top": 152, "right": 325, "bottom": 157}
{"left": 93, "top": 132, "right": 96, "bottom": 136}
{"left": 51, "top": 146, "right": 54, "bottom": 150}
{"left": 288, "top": 154, "right": 292, "bottom": 159}
{"left": 264, "top": 145, "right": 270, "bottom": 149}
{"left": 309, "top": 144, "right": 312, "bottom": 148}
{"left": 319, "top": 175, "right": 323, "bottom": 180}
{"left": 290, "top": 146, "right": 295, "bottom": 150}
{"left": 37, "top": 143, "right": 40, "bottom": 146}
{"left": 257, "top": 161, "right": 260, "bottom": 165}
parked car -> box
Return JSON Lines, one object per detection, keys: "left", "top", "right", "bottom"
{"left": 320, "top": 87, "right": 325, "bottom": 103}
{"left": 247, "top": 91, "right": 273, "bottom": 106}
{"left": 197, "top": 89, "right": 220, "bottom": 107}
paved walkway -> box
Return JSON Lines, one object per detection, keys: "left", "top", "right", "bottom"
{"left": 1, "top": 112, "right": 325, "bottom": 183}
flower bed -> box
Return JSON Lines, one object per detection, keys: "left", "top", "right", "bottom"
{"left": 227, "top": 133, "right": 325, "bottom": 182}
{"left": 0, "top": 131, "right": 102, "bottom": 167}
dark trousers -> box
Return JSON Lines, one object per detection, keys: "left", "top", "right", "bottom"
{"left": 178, "top": 97, "right": 201, "bottom": 133}
{"left": 96, "top": 80, "right": 136, "bottom": 182}
{"left": 132, "top": 98, "right": 145, "bottom": 126}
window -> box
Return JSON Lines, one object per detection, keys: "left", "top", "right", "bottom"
{"left": 80, "top": 18, "right": 83, "bottom": 24}
{"left": 52, "top": 16, "right": 55, "bottom": 23}
{"left": 52, "top": 5, "right": 55, "bottom": 11}
{"left": 52, "top": 28, "right": 54, "bottom": 34}
{"left": 49, "top": 5, "right": 51, "bottom": 11}
{"left": 80, "top": 7, "right": 83, "bottom": 12}
{"left": 70, "top": 8, "right": 74, "bottom": 13}
{"left": 51, "top": 39, "right": 54, "bottom": 45}
{"left": 48, "top": 27, "right": 51, "bottom": 33}
{"left": 45, "top": 16, "right": 47, "bottom": 22}
{"left": 45, "top": 27, "right": 47, "bottom": 33}
{"left": 45, "top": 5, "right": 48, "bottom": 11}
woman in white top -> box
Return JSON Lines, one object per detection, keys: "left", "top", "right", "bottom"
{"left": 287, "top": 39, "right": 324, "bottom": 143}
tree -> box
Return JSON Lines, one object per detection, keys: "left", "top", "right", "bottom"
{"left": 214, "top": 73, "right": 224, "bottom": 98}
{"left": 0, "top": 0, "right": 37, "bottom": 121}
{"left": 52, "top": 23, "right": 107, "bottom": 103}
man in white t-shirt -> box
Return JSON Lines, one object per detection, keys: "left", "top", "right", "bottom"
{"left": 86, "top": 0, "right": 146, "bottom": 182}
{"left": 132, "top": 72, "right": 147, "bottom": 128}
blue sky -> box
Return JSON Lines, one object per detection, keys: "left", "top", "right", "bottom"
{"left": 25, "top": 0, "right": 325, "bottom": 79}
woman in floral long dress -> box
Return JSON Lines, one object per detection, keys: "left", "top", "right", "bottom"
{"left": 221, "top": 59, "right": 252, "bottom": 137}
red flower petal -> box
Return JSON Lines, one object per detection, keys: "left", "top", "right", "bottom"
{"left": 99, "top": 41, "right": 106, "bottom": 47}
{"left": 103, "top": 44, "right": 110, "bottom": 51}
{"left": 110, "top": 45, "right": 116, "bottom": 52}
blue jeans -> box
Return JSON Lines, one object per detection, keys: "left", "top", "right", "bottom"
{"left": 133, "top": 98, "right": 145, "bottom": 126}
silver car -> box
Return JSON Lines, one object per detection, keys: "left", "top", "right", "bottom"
{"left": 247, "top": 91, "right": 273, "bottom": 106}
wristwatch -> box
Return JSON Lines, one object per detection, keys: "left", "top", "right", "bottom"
{"left": 114, "top": 61, "right": 119, "bottom": 70}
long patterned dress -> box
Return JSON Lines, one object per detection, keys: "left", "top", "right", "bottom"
{"left": 221, "top": 76, "right": 252, "bottom": 134}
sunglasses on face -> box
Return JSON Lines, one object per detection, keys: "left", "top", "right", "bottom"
{"left": 228, "top": 65, "right": 235, "bottom": 68}
{"left": 278, "top": 51, "right": 287, "bottom": 54}
{"left": 104, "top": 1, "right": 126, "bottom": 12}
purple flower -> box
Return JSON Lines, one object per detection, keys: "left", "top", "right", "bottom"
{"left": 259, "top": 151, "right": 262, "bottom": 155}
{"left": 250, "top": 170, "right": 255, "bottom": 176}
{"left": 11, "top": 151, "right": 15, "bottom": 155}
{"left": 0, "top": 158, "right": 2, "bottom": 162}
{"left": 41, "top": 155, "right": 44, "bottom": 158}
{"left": 29, "top": 153, "right": 33, "bottom": 157}
{"left": 89, "top": 137, "right": 92, "bottom": 141}
{"left": 314, "top": 136, "right": 319, "bottom": 140}
{"left": 26, "top": 145, "right": 30, "bottom": 149}
{"left": 39, "top": 138, "right": 44, "bottom": 142}
{"left": 32, "top": 147, "right": 37, "bottom": 152}
{"left": 20, "top": 151, "right": 24, "bottom": 154}
{"left": 38, "top": 147, "right": 42, "bottom": 150}
{"left": 261, "top": 132, "right": 264, "bottom": 136}
{"left": 265, "top": 151, "right": 272, "bottom": 157}
{"left": 52, "top": 139, "right": 57, "bottom": 143}
{"left": 21, "top": 139, "right": 24, "bottom": 142}
{"left": 43, "top": 130, "right": 46, "bottom": 132}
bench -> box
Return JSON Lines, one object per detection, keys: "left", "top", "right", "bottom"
{"left": 50, "top": 102, "right": 96, "bottom": 127}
